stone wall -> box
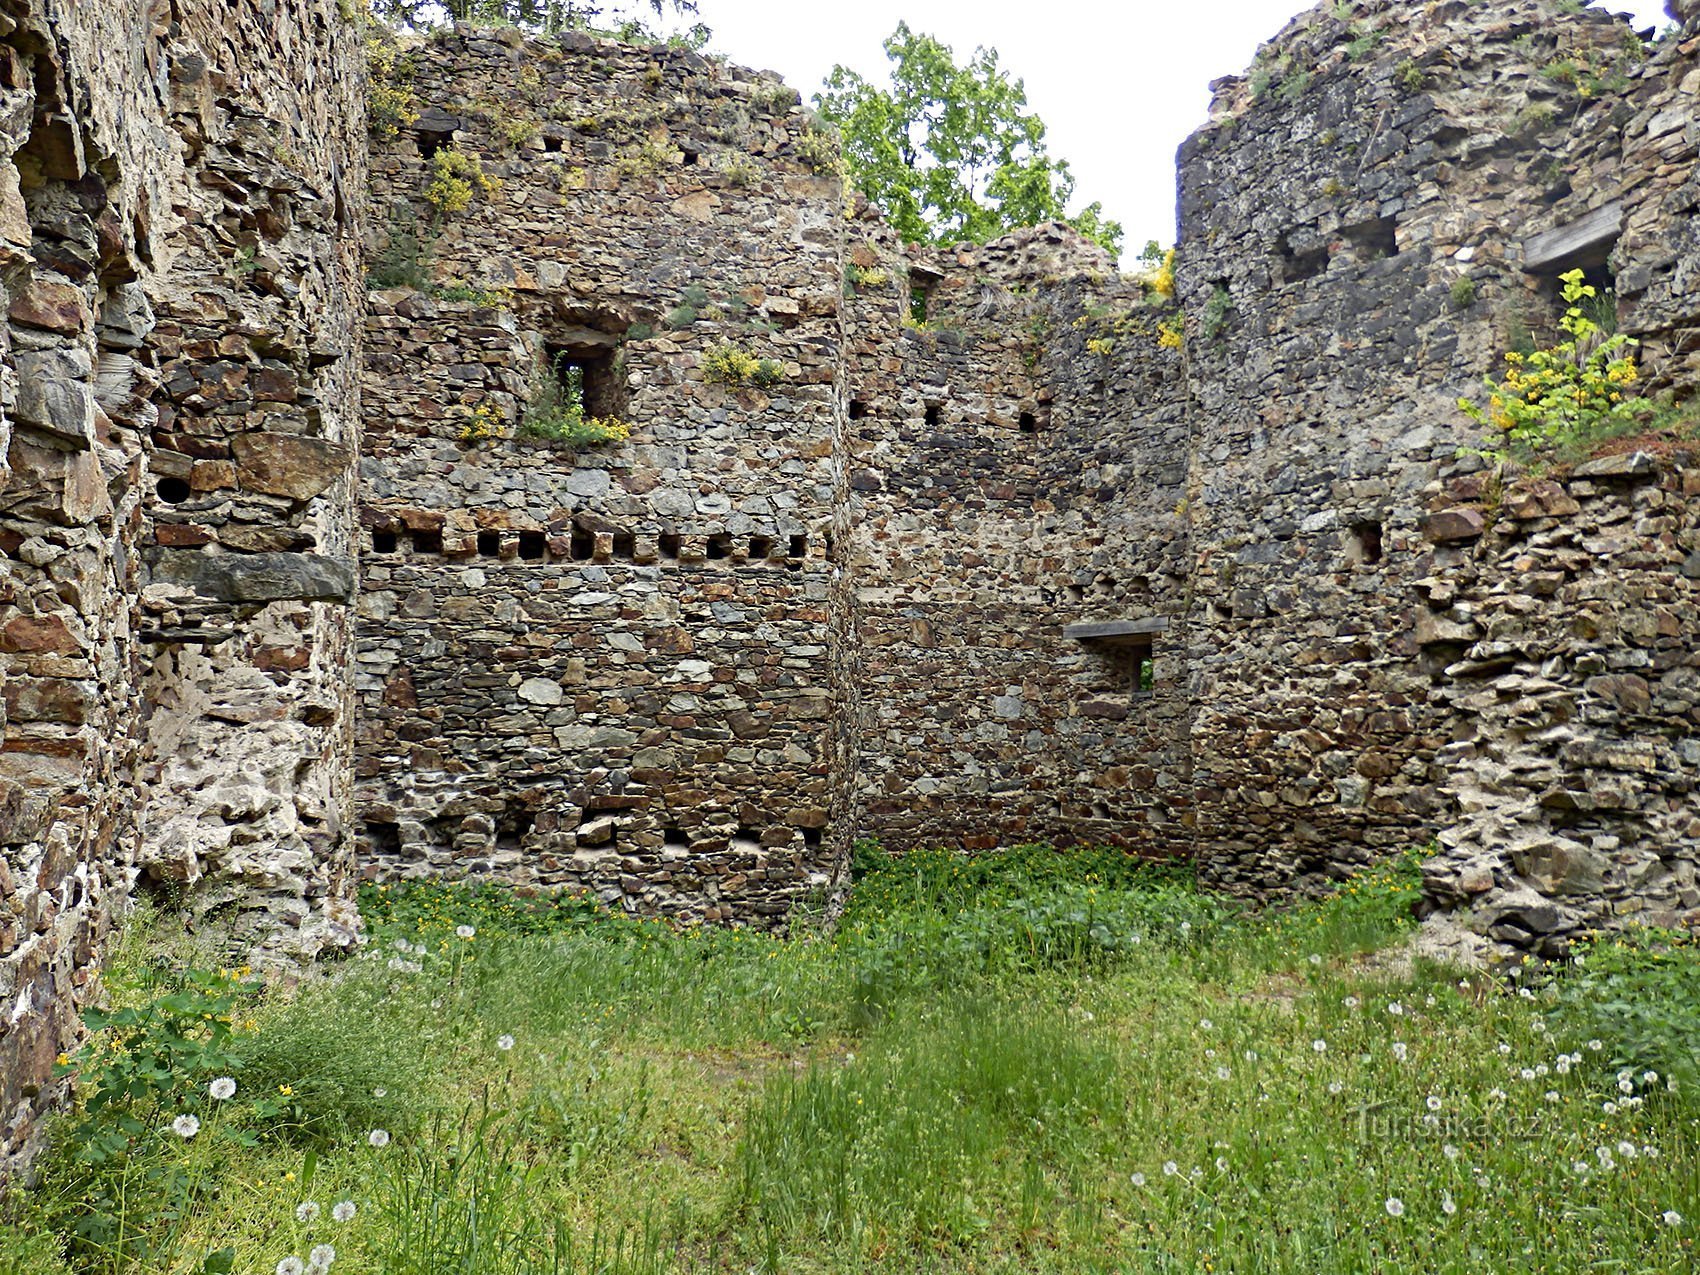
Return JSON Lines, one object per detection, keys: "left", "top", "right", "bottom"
{"left": 354, "top": 28, "right": 848, "bottom": 918}
{"left": 0, "top": 0, "right": 364, "bottom": 1174}
{"left": 840, "top": 214, "right": 1194, "bottom": 854}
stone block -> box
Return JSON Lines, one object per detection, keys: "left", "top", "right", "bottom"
{"left": 151, "top": 550, "right": 356, "bottom": 604}
{"left": 1423, "top": 507, "right": 1485, "bottom": 542}
{"left": 12, "top": 349, "right": 94, "bottom": 446}
{"left": 232, "top": 432, "right": 353, "bottom": 501}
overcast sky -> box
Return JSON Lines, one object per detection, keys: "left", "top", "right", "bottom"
{"left": 634, "top": 0, "right": 1673, "bottom": 253}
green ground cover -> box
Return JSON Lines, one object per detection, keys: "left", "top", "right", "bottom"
{"left": 4, "top": 843, "right": 1696, "bottom": 1274}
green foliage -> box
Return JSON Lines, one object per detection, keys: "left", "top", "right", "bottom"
{"left": 517, "top": 354, "right": 631, "bottom": 448}
{"left": 700, "top": 341, "right": 783, "bottom": 388}
{"left": 1450, "top": 276, "right": 1477, "bottom": 311}
{"left": 367, "top": 0, "right": 695, "bottom": 37}
{"left": 1200, "top": 283, "right": 1234, "bottom": 342}
{"left": 1549, "top": 929, "right": 1700, "bottom": 1093}
{"left": 1460, "top": 269, "right": 1653, "bottom": 461}
{"left": 815, "top": 23, "right": 1122, "bottom": 257}
{"left": 1397, "top": 58, "right": 1426, "bottom": 90}
{"left": 366, "top": 39, "right": 420, "bottom": 141}
{"left": 367, "top": 212, "right": 433, "bottom": 289}
{"left": 425, "top": 147, "right": 497, "bottom": 216}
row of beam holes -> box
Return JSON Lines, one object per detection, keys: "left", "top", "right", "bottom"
{"left": 851, "top": 401, "right": 1037, "bottom": 432}
{"left": 664, "top": 827, "right": 823, "bottom": 850}
{"left": 369, "top": 528, "right": 808, "bottom": 561}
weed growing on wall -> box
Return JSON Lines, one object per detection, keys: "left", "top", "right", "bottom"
{"left": 1460, "top": 269, "right": 1653, "bottom": 460}
{"left": 700, "top": 342, "right": 783, "bottom": 388}
{"left": 517, "top": 354, "right": 630, "bottom": 449}
{"left": 424, "top": 147, "right": 497, "bottom": 217}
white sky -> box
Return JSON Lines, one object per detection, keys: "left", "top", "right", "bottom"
{"left": 636, "top": 0, "right": 1675, "bottom": 251}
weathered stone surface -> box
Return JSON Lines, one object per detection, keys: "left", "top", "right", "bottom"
{"left": 1522, "top": 202, "right": 1623, "bottom": 274}
{"left": 11, "top": 348, "right": 94, "bottom": 445}
{"left": 1425, "top": 508, "right": 1487, "bottom": 542}
{"left": 232, "top": 432, "right": 352, "bottom": 501}
{"left": 152, "top": 551, "right": 356, "bottom": 603}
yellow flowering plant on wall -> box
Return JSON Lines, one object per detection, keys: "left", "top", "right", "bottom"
{"left": 1460, "top": 269, "right": 1652, "bottom": 460}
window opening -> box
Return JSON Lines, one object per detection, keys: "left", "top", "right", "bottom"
{"left": 372, "top": 530, "right": 399, "bottom": 554}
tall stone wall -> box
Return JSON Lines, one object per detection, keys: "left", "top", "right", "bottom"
{"left": 354, "top": 28, "right": 849, "bottom": 919}
{"left": 840, "top": 215, "right": 1194, "bottom": 854}
{"left": 0, "top": 0, "right": 365, "bottom": 1175}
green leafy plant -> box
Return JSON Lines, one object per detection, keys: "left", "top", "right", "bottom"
{"left": 700, "top": 341, "right": 783, "bottom": 388}
{"left": 367, "top": 39, "right": 420, "bottom": 140}
{"left": 425, "top": 146, "right": 498, "bottom": 216}
{"left": 1549, "top": 929, "right": 1700, "bottom": 1093}
{"left": 1201, "top": 284, "right": 1234, "bottom": 342}
{"left": 1450, "top": 276, "right": 1477, "bottom": 310}
{"left": 517, "top": 354, "right": 631, "bottom": 449}
{"left": 1397, "top": 58, "right": 1425, "bottom": 90}
{"left": 1459, "top": 268, "right": 1653, "bottom": 460}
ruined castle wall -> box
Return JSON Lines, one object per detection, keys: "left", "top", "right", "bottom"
{"left": 355, "top": 29, "right": 849, "bottom": 918}
{"left": 841, "top": 216, "right": 1193, "bottom": 855}
{"left": 1176, "top": 0, "right": 1644, "bottom": 895}
{"left": 0, "top": 0, "right": 364, "bottom": 1174}
{"left": 1418, "top": 455, "right": 1700, "bottom": 954}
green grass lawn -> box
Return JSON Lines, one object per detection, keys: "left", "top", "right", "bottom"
{"left": 5, "top": 844, "right": 1697, "bottom": 1274}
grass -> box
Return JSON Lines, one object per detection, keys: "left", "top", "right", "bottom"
{"left": 4, "top": 845, "right": 1697, "bottom": 1273}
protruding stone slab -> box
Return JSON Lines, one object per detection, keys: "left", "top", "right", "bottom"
{"left": 152, "top": 550, "right": 356, "bottom": 604}
{"left": 1423, "top": 507, "right": 1486, "bottom": 542}
{"left": 1522, "top": 202, "right": 1622, "bottom": 274}
{"left": 1063, "top": 617, "right": 1170, "bottom": 641}
{"left": 232, "top": 432, "right": 352, "bottom": 501}
{"left": 1572, "top": 451, "right": 1657, "bottom": 480}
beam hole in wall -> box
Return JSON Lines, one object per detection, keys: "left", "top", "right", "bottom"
{"left": 612, "top": 531, "right": 635, "bottom": 559}
{"left": 570, "top": 525, "right": 595, "bottom": 560}
{"left": 495, "top": 806, "right": 534, "bottom": 853}
{"left": 731, "top": 825, "right": 764, "bottom": 853}
{"left": 372, "top": 530, "right": 399, "bottom": 554}
{"left": 749, "top": 534, "right": 774, "bottom": 560}
{"left": 157, "top": 476, "right": 191, "bottom": 504}
{"left": 476, "top": 530, "right": 501, "bottom": 557}
{"left": 801, "top": 826, "right": 823, "bottom": 850}
{"left": 412, "top": 528, "right": 443, "bottom": 554}
{"left": 1348, "top": 521, "right": 1383, "bottom": 566}
{"left": 663, "top": 827, "right": 690, "bottom": 850}
{"left": 787, "top": 534, "right": 807, "bottom": 560}
{"left": 415, "top": 129, "right": 451, "bottom": 160}
{"left": 706, "top": 532, "right": 732, "bottom": 559}
{"left": 364, "top": 819, "right": 402, "bottom": 857}
{"left": 1280, "top": 235, "right": 1329, "bottom": 285}
{"left": 924, "top": 403, "right": 942, "bottom": 427}
{"left": 682, "top": 150, "right": 699, "bottom": 166}
{"left": 658, "top": 531, "right": 681, "bottom": 559}
{"left": 1018, "top": 410, "right": 1038, "bottom": 433}
{"left": 849, "top": 399, "right": 869, "bottom": 420}
{"left": 1342, "top": 215, "right": 1398, "bottom": 262}
{"left": 543, "top": 135, "right": 564, "bottom": 154}
{"left": 517, "top": 531, "right": 547, "bottom": 560}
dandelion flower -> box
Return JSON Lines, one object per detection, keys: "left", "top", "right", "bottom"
{"left": 497, "top": 1034, "right": 515, "bottom": 1052}
{"left": 1312, "top": 1039, "right": 1327, "bottom": 1054}
{"left": 1663, "top": 1210, "right": 1683, "bottom": 1227}
{"left": 367, "top": 1129, "right": 390, "bottom": 1148}
{"left": 1392, "top": 1042, "right": 1408, "bottom": 1062}
{"left": 1388, "top": 1002, "right": 1404, "bottom": 1017}
{"left": 1163, "top": 1160, "right": 1179, "bottom": 1177}
{"left": 1441, "top": 1191, "right": 1457, "bottom": 1216}
{"left": 1426, "top": 1095, "right": 1442, "bottom": 1111}
{"left": 210, "top": 1077, "right": 236, "bottom": 1100}
{"left": 296, "top": 1201, "right": 321, "bottom": 1223}
{"left": 277, "top": 1261, "right": 305, "bottom": 1275}
{"left": 372, "top": 1087, "right": 387, "bottom": 1099}
{"left": 1385, "top": 1197, "right": 1404, "bottom": 1218}
{"left": 1130, "top": 1172, "right": 1146, "bottom": 1187}
{"left": 455, "top": 925, "right": 476, "bottom": 939}
{"left": 171, "top": 1114, "right": 200, "bottom": 1139}
{"left": 332, "top": 1201, "right": 357, "bottom": 1222}
{"left": 307, "top": 1244, "right": 335, "bottom": 1273}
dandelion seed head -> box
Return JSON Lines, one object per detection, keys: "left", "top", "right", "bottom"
{"left": 296, "top": 1201, "right": 321, "bottom": 1223}
{"left": 332, "top": 1201, "right": 357, "bottom": 1223}
{"left": 1442, "top": 1191, "right": 1457, "bottom": 1215}
{"left": 307, "top": 1243, "right": 336, "bottom": 1273}
{"left": 367, "top": 1128, "right": 390, "bottom": 1148}
{"left": 276, "top": 1261, "right": 305, "bottom": 1275}
{"left": 171, "top": 1114, "right": 200, "bottom": 1139}
{"left": 1385, "top": 1197, "right": 1404, "bottom": 1218}
{"left": 1426, "top": 1095, "right": 1442, "bottom": 1111}
{"left": 209, "top": 1077, "right": 236, "bottom": 1101}
{"left": 497, "top": 1034, "right": 515, "bottom": 1052}
{"left": 1130, "top": 1172, "right": 1146, "bottom": 1187}
{"left": 455, "top": 925, "right": 476, "bottom": 939}
{"left": 1312, "top": 1039, "right": 1327, "bottom": 1053}
{"left": 1663, "top": 1210, "right": 1683, "bottom": 1227}
{"left": 1163, "top": 1160, "right": 1179, "bottom": 1177}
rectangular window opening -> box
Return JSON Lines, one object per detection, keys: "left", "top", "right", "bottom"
{"left": 495, "top": 807, "right": 535, "bottom": 852}
{"left": 517, "top": 531, "right": 547, "bottom": 560}
{"left": 1280, "top": 235, "right": 1329, "bottom": 285}
{"left": 787, "top": 534, "right": 808, "bottom": 559}
{"left": 749, "top": 535, "right": 774, "bottom": 560}
{"left": 1348, "top": 521, "right": 1384, "bottom": 566}
{"left": 611, "top": 532, "right": 636, "bottom": 559}
{"left": 908, "top": 268, "right": 938, "bottom": 325}
{"left": 801, "top": 827, "right": 823, "bottom": 850}
{"left": 364, "top": 820, "right": 402, "bottom": 856}
{"left": 924, "top": 403, "right": 942, "bottom": 427}
{"left": 544, "top": 341, "right": 620, "bottom": 420}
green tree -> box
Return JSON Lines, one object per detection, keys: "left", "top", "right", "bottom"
{"left": 368, "top": 0, "right": 696, "bottom": 35}
{"left": 815, "top": 23, "right": 1122, "bottom": 258}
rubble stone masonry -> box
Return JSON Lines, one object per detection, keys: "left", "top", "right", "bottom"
{"left": 2, "top": 0, "right": 1697, "bottom": 1174}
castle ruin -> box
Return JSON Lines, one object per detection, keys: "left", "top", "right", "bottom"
{"left": 2, "top": 0, "right": 1698, "bottom": 1171}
